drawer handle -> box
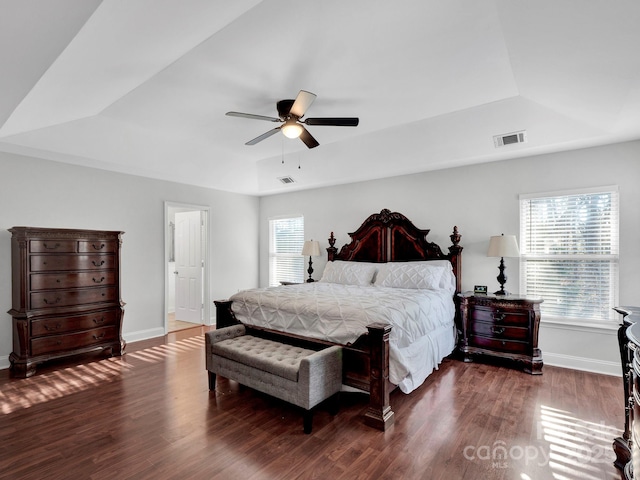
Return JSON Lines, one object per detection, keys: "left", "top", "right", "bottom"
{"left": 92, "top": 260, "right": 105, "bottom": 267}
{"left": 493, "top": 313, "right": 506, "bottom": 322}
{"left": 93, "top": 333, "right": 106, "bottom": 340}
{"left": 43, "top": 297, "right": 61, "bottom": 305}
{"left": 43, "top": 242, "right": 60, "bottom": 250}
{"left": 92, "top": 277, "right": 106, "bottom": 284}
{"left": 93, "top": 317, "right": 106, "bottom": 325}
{"left": 92, "top": 243, "right": 106, "bottom": 250}
{"left": 44, "top": 323, "right": 62, "bottom": 331}
{"left": 491, "top": 326, "right": 505, "bottom": 336}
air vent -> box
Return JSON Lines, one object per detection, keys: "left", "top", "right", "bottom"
{"left": 493, "top": 130, "right": 527, "bottom": 148}
{"left": 278, "top": 176, "right": 295, "bottom": 184}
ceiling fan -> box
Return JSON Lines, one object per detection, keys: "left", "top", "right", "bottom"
{"left": 226, "top": 90, "right": 359, "bottom": 149}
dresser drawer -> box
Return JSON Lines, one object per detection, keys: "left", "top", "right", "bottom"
{"left": 30, "top": 287, "right": 117, "bottom": 309}
{"left": 31, "top": 310, "right": 119, "bottom": 337}
{"left": 78, "top": 240, "right": 117, "bottom": 253}
{"left": 30, "top": 326, "right": 118, "bottom": 356}
{"left": 30, "top": 255, "right": 115, "bottom": 272}
{"left": 30, "top": 240, "right": 77, "bottom": 253}
{"left": 30, "top": 271, "right": 116, "bottom": 290}
{"left": 471, "top": 306, "right": 530, "bottom": 327}
{"left": 469, "top": 334, "right": 529, "bottom": 354}
{"left": 469, "top": 321, "right": 529, "bottom": 342}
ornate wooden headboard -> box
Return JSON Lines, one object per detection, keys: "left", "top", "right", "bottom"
{"left": 327, "top": 209, "right": 463, "bottom": 293}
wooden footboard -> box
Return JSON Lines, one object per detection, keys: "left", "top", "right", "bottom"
{"left": 214, "top": 301, "right": 394, "bottom": 430}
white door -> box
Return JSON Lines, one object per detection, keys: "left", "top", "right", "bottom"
{"left": 174, "top": 211, "right": 202, "bottom": 323}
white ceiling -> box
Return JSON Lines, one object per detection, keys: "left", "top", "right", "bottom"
{"left": 1, "top": 0, "right": 639, "bottom": 196}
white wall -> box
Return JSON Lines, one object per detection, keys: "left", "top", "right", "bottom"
{"left": 259, "top": 140, "right": 640, "bottom": 376}
{"left": 0, "top": 151, "right": 259, "bottom": 369}
{"left": 2, "top": 141, "right": 638, "bottom": 375}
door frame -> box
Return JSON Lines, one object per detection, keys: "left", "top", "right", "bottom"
{"left": 164, "top": 201, "right": 211, "bottom": 334}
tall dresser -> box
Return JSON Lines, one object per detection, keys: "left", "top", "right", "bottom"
{"left": 8, "top": 227, "right": 125, "bottom": 377}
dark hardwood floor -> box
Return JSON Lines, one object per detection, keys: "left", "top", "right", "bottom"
{"left": 0, "top": 326, "right": 625, "bottom": 480}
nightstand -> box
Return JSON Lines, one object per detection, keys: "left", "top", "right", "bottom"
{"left": 458, "top": 292, "right": 543, "bottom": 374}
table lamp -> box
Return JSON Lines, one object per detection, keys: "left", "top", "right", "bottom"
{"left": 487, "top": 234, "right": 520, "bottom": 295}
{"left": 301, "top": 240, "right": 321, "bottom": 282}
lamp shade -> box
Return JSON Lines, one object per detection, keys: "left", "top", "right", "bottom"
{"left": 301, "top": 240, "right": 321, "bottom": 257}
{"left": 487, "top": 234, "right": 520, "bottom": 258}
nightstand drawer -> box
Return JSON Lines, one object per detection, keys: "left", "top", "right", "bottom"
{"left": 469, "top": 334, "right": 528, "bottom": 354}
{"left": 471, "top": 306, "right": 529, "bottom": 326}
{"left": 470, "top": 321, "right": 529, "bottom": 341}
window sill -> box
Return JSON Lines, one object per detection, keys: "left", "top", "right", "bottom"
{"left": 541, "top": 316, "right": 619, "bottom": 333}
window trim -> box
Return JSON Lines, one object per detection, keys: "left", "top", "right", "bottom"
{"left": 519, "top": 185, "right": 619, "bottom": 326}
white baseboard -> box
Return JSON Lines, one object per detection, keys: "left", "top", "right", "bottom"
{"left": 1, "top": 338, "right": 623, "bottom": 377}
{"left": 543, "top": 352, "right": 621, "bottom": 377}
{"left": 123, "top": 327, "right": 166, "bottom": 344}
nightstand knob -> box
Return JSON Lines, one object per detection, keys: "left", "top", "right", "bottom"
{"left": 491, "top": 326, "right": 505, "bottom": 336}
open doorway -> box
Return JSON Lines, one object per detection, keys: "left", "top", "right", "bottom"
{"left": 164, "top": 202, "right": 210, "bottom": 333}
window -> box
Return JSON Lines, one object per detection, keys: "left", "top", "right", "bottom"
{"left": 519, "top": 186, "right": 619, "bottom": 323}
{"left": 269, "top": 216, "right": 304, "bottom": 286}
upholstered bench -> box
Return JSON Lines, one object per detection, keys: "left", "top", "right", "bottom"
{"left": 205, "top": 325, "right": 342, "bottom": 433}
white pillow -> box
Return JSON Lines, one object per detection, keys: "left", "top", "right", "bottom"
{"left": 375, "top": 262, "right": 447, "bottom": 291}
{"left": 416, "top": 260, "right": 457, "bottom": 292}
{"left": 319, "top": 260, "right": 378, "bottom": 286}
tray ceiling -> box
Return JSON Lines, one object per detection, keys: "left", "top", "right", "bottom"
{"left": 1, "top": 0, "right": 639, "bottom": 195}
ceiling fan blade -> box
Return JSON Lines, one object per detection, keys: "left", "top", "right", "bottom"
{"left": 299, "top": 126, "right": 319, "bottom": 149}
{"left": 290, "top": 90, "right": 317, "bottom": 118}
{"left": 304, "top": 117, "right": 359, "bottom": 127}
{"left": 226, "top": 111, "right": 281, "bottom": 122}
{"left": 245, "top": 127, "right": 281, "bottom": 145}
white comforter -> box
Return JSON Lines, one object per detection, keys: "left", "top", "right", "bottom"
{"left": 229, "top": 283, "right": 456, "bottom": 393}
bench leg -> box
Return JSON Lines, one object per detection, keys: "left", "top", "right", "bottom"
{"left": 208, "top": 371, "right": 216, "bottom": 391}
{"left": 328, "top": 392, "right": 340, "bottom": 415}
{"left": 303, "top": 410, "right": 313, "bottom": 434}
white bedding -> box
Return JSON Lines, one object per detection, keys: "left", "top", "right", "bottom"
{"left": 229, "top": 282, "right": 456, "bottom": 393}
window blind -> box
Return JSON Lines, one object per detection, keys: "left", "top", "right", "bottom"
{"left": 269, "top": 216, "right": 304, "bottom": 286}
{"left": 520, "top": 187, "right": 619, "bottom": 322}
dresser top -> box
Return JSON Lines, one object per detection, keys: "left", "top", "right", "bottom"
{"left": 9, "top": 226, "right": 124, "bottom": 238}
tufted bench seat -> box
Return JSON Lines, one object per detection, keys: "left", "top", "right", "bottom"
{"left": 205, "top": 325, "right": 342, "bottom": 433}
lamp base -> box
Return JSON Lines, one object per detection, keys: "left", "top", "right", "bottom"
{"left": 306, "top": 256, "right": 314, "bottom": 283}
{"left": 495, "top": 257, "right": 509, "bottom": 296}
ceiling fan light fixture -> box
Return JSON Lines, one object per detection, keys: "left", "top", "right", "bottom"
{"left": 282, "top": 121, "right": 303, "bottom": 139}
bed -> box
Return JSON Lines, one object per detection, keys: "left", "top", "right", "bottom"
{"left": 222, "top": 209, "right": 463, "bottom": 430}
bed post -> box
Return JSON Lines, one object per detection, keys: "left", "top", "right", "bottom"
{"left": 449, "top": 226, "right": 463, "bottom": 294}
{"left": 327, "top": 232, "right": 337, "bottom": 261}
{"left": 364, "top": 323, "right": 395, "bottom": 431}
